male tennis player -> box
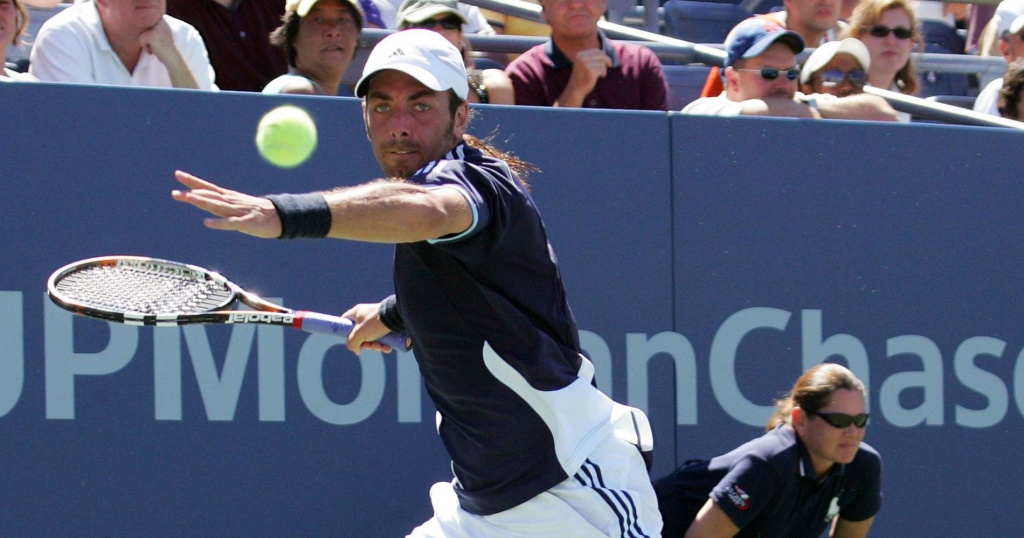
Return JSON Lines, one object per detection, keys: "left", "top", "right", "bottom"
{"left": 172, "top": 29, "right": 662, "bottom": 537}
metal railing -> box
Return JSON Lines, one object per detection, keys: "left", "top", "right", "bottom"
{"left": 15, "top": 1, "right": 1023, "bottom": 129}
{"left": 453, "top": 0, "right": 1024, "bottom": 129}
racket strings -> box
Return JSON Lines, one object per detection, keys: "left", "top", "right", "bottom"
{"left": 55, "top": 265, "right": 233, "bottom": 315}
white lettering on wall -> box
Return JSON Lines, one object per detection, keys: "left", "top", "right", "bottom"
{"left": 1, "top": 295, "right": 1017, "bottom": 428}
{"left": 0, "top": 292, "right": 24, "bottom": 417}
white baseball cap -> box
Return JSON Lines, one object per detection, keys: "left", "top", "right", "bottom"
{"left": 355, "top": 29, "right": 469, "bottom": 100}
{"left": 996, "top": 0, "right": 1024, "bottom": 36}
{"left": 286, "top": 0, "right": 364, "bottom": 25}
{"left": 799, "top": 38, "right": 872, "bottom": 84}
{"left": 1009, "top": 13, "right": 1024, "bottom": 36}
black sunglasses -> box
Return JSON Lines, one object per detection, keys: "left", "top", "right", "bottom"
{"left": 867, "top": 25, "right": 914, "bottom": 39}
{"left": 411, "top": 17, "right": 462, "bottom": 30}
{"left": 814, "top": 411, "right": 870, "bottom": 429}
{"left": 817, "top": 69, "right": 869, "bottom": 88}
{"left": 735, "top": 67, "right": 801, "bottom": 81}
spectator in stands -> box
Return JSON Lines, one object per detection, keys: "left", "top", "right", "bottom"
{"left": 799, "top": 38, "right": 870, "bottom": 97}
{"left": 975, "top": 13, "right": 1024, "bottom": 116}
{"left": 780, "top": 0, "right": 847, "bottom": 45}
{"left": 699, "top": 0, "right": 846, "bottom": 99}
{"left": 653, "top": 363, "right": 882, "bottom": 538}
{"left": 166, "top": 0, "right": 287, "bottom": 92}
{"left": 397, "top": 0, "right": 514, "bottom": 104}
{"left": 504, "top": 0, "right": 668, "bottom": 110}
{"left": 2, "top": 0, "right": 37, "bottom": 80}
{"left": 998, "top": 58, "right": 1024, "bottom": 119}
{"left": 978, "top": 0, "right": 1024, "bottom": 58}
{"left": 263, "top": 0, "right": 362, "bottom": 97}
{"left": 29, "top": 0, "right": 216, "bottom": 89}
{"left": 683, "top": 18, "right": 897, "bottom": 120}
{"left": 842, "top": 0, "right": 919, "bottom": 96}
{"left": 372, "top": 0, "right": 493, "bottom": 33}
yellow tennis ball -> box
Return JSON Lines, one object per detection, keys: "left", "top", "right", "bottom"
{"left": 255, "top": 105, "right": 318, "bottom": 168}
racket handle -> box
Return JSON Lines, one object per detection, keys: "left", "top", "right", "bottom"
{"left": 296, "top": 312, "right": 409, "bottom": 351}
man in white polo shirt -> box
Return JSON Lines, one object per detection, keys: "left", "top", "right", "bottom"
{"left": 30, "top": 0, "right": 216, "bottom": 89}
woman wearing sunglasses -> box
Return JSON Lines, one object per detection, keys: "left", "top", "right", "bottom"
{"left": 842, "top": 0, "right": 920, "bottom": 103}
{"left": 654, "top": 363, "right": 882, "bottom": 538}
{"left": 396, "top": 0, "right": 515, "bottom": 104}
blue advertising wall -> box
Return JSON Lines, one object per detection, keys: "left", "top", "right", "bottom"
{"left": 0, "top": 81, "right": 1022, "bottom": 536}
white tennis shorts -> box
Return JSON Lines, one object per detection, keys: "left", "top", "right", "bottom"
{"left": 407, "top": 434, "right": 663, "bottom": 538}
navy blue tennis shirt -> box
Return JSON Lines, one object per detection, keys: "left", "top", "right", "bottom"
{"left": 654, "top": 425, "right": 882, "bottom": 538}
{"left": 378, "top": 141, "right": 622, "bottom": 515}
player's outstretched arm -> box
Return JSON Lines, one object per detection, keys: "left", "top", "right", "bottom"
{"left": 171, "top": 170, "right": 282, "bottom": 238}
{"left": 322, "top": 181, "right": 473, "bottom": 243}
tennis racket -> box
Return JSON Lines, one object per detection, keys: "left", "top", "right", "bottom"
{"left": 47, "top": 255, "right": 408, "bottom": 350}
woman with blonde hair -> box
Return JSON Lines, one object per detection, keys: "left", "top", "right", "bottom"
{"left": 654, "top": 363, "right": 882, "bottom": 538}
{"left": 2, "top": 0, "right": 36, "bottom": 80}
{"left": 842, "top": 0, "right": 920, "bottom": 96}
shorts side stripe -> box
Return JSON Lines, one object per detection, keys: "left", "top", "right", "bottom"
{"left": 574, "top": 459, "right": 650, "bottom": 538}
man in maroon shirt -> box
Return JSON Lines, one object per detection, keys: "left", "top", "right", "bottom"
{"left": 167, "top": 0, "right": 287, "bottom": 92}
{"left": 504, "top": 0, "right": 668, "bottom": 110}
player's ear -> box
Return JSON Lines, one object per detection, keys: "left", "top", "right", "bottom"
{"left": 362, "top": 100, "right": 371, "bottom": 141}
{"left": 791, "top": 406, "right": 807, "bottom": 434}
{"left": 453, "top": 100, "right": 470, "bottom": 138}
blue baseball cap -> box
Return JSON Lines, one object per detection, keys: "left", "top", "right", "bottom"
{"left": 724, "top": 17, "right": 805, "bottom": 68}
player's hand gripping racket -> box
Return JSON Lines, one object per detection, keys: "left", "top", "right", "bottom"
{"left": 47, "top": 256, "right": 408, "bottom": 350}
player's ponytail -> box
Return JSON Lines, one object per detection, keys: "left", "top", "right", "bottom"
{"left": 463, "top": 133, "right": 540, "bottom": 187}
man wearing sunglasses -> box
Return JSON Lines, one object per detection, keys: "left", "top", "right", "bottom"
{"left": 684, "top": 18, "right": 897, "bottom": 120}
{"left": 653, "top": 363, "right": 882, "bottom": 538}
{"left": 683, "top": 18, "right": 816, "bottom": 117}
{"left": 696, "top": 0, "right": 846, "bottom": 100}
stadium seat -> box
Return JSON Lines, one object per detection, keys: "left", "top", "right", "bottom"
{"left": 664, "top": 64, "right": 714, "bottom": 110}
{"left": 663, "top": 0, "right": 753, "bottom": 44}
{"left": 751, "top": 0, "right": 784, "bottom": 14}
{"left": 473, "top": 57, "right": 507, "bottom": 71}
{"left": 920, "top": 20, "right": 965, "bottom": 55}
{"left": 917, "top": 67, "right": 974, "bottom": 98}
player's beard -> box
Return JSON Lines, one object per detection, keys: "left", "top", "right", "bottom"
{"left": 377, "top": 115, "right": 459, "bottom": 180}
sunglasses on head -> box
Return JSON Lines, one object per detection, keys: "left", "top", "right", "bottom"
{"left": 817, "top": 69, "right": 869, "bottom": 88}
{"left": 867, "top": 25, "right": 914, "bottom": 39}
{"left": 411, "top": 17, "right": 462, "bottom": 30}
{"left": 814, "top": 411, "right": 870, "bottom": 428}
{"left": 735, "top": 67, "right": 801, "bottom": 81}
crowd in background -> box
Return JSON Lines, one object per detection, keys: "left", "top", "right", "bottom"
{"left": 2, "top": 0, "right": 1021, "bottom": 122}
